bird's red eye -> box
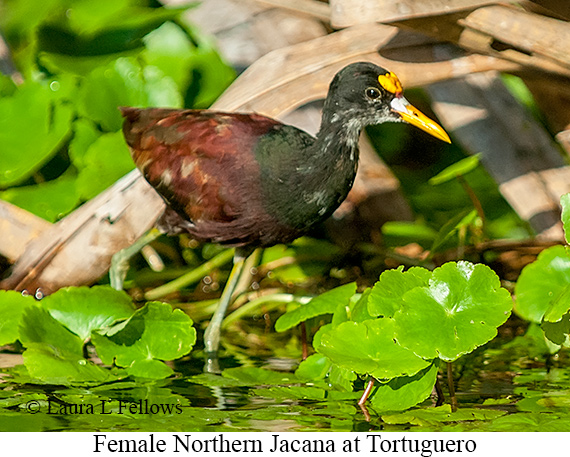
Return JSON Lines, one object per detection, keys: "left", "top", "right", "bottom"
{"left": 365, "top": 87, "right": 380, "bottom": 100}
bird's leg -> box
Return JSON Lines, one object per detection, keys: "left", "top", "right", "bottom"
{"left": 110, "top": 227, "right": 163, "bottom": 290}
{"left": 204, "top": 247, "right": 256, "bottom": 373}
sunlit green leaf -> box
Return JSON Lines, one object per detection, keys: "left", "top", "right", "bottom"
{"left": 395, "top": 261, "right": 512, "bottom": 361}
{"left": 42, "top": 286, "right": 135, "bottom": 341}
{"left": 181, "top": 29, "right": 235, "bottom": 108}
{"left": 91, "top": 302, "right": 196, "bottom": 379}
{"left": 318, "top": 319, "right": 431, "bottom": 378}
{"left": 0, "top": 73, "right": 17, "bottom": 96}
{"left": 350, "top": 288, "right": 372, "bottom": 322}
{"left": 19, "top": 306, "right": 111, "bottom": 384}
{"left": 75, "top": 131, "right": 135, "bottom": 200}
{"left": 68, "top": 118, "right": 101, "bottom": 170}
{"left": 0, "top": 81, "right": 73, "bottom": 186}
{"left": 142, "top": 21, "right": 195, "bottom": 91}
{"left": 275, "top": 283, "right": 356, "bottom": 332}
{"left": 370, "top": 362, "right": 439, "bottom": 413}
{"left": 327, "top": 365, "right": 356, "bottom": 392}
{"left": 515, "top": 245, "right": 570, "bottom": 323}
{"left": 78, "top": 57, "right": 181, "bottom": 132}
{"left": 23, "top": 344, "right": 111, "bottom": 384}
{"left": 0, "top": 174, "right": 79, "bottom": 222}
{"left": 295, "top": 354, "right": 331, "bottom": 381}
{"left": 37, "top": 6, "right": 186, "bottom": 56}
{"left": 368, "top": 266, "right": 431, "bottom": 318}
{"left": 19, "top": 306, "right": 83, "bottom": 357}
{"left": 0, "top": 291, "right": 36, "bottom": 345}
{"left": 429, "top": 154, "right": 481, "bottom": 185}
{"left": 541, "top": 285, "right": 570, "bottom": 347}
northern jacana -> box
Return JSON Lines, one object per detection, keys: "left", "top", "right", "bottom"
{"left": 114, "top": 62, "right": 450, "bottom": 369}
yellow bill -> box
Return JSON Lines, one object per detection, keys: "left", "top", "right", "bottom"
{"left": 390, "top": 97, "right": 451, "bottom": 143}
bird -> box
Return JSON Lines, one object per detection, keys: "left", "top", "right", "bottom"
{"left": 114, "top": 62, "right": 450, "bottom": 370}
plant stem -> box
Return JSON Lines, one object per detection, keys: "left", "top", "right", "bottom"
{"left": 221, "top": 292, "right": 311, "bottom": 328}
{"left": 300, "top": 322, "right": 308, "bottom": 360}
{"left": 144, "top": 248, "right": 235, "bottom": 300}
{"left": 447, "top": 362, "right": 458, "bottom": 412}
{"left": 358, "top": 378, "right": 375, "bottom": 406}
{"left": 457, "top": 174, "right": 485, "bottom": 228}
{"left": 434, "top": 376, "right": 445, "bottom": 406}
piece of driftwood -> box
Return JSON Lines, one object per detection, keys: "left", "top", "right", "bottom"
{"left": 427, "top": 71, "right": 569, "bottom": 239}
{"left": 212, "top": 23, "right": 520, "bottom": 116}
{"left": 0, "top": 22, "right": 521, "bottom": 293}
{"left": 391, "top": 4, "right": 570, "bottom": 78}
{"left": 1, "top": 171, "right": 165, "bottom": 293}
{"left": 254, "top": 0, "right": 330, "bottom": 21}
{"left": 0, "top": 201, "right": 51, "bottom": 262}
{"left": 458, "top": 5, "right": 570, "bottom": 76}
{"left": 187, "top": 0, "right": 328, "bottom": 70}
{"left": 329, "top": 0, "right": 519, "bottom": 28}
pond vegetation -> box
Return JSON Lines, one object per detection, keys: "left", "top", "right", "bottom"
{"left": 1, "top": 0, "right": 570, "bottom": 432}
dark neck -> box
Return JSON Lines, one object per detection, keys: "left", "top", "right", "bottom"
{"left": 316, "top": 99, "right": 363, "bottom": 155}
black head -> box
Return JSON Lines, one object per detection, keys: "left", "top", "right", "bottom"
{"left": 322, "top": 62, "right": 450, "bottom": 143}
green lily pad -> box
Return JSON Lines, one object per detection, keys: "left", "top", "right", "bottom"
{"left": 0, "top": 81, "right": 73, "bottom": 186}
{"left": 328, "top": 365, "right": 357, "bottom": 392}
{"left": 395, "top": 261, "right": 512, "bottom": 362}
{"left": 42, "top": 286, "right": 135, "bottom": 341}
{"left": 515, "top": 245, "right": 570, "bottom": 323}
{"left": 350, "top": 288, "right": 372, "bottom": 322}
{"left": 370, "top": 362, "right": 439, "bottom": 413}
{"left": 141, "top": 21, "right": 196, "bottom": 92}
{"left": 78, "top": 57, "right": 181, "bottom": 132}
{"left": 275, "top": 282, "right": 356, "bottom": 332}
{"left": 19, "top": 306, "right": 110, "bottom": 384}
{"left": 295, "top": 353, "right": 331, "bottom": 381}
{"left": 317, "top": 319, "right": 431, "bottom": 379}
{"left": 540, "top": 281, "right": 570, "bottom": 346}
{"left": 75, "top": 130, "right": 135, "bottom": 199}
{"left": 92, "top": 302, "right": 196, "bottom": 379}
{"left": 19, "top": 306, "right": 84, "bottom": 357}
{"left": 23, "top": 344, "right": 111, "bottom": 384}
{"left": 0, "top": 291, "right": 36, "bottom": 345}
{"left": 368, "top": 266, "right": 431, "bottom": 318}
{"left": 68, "top": 118, "right": 101, "bottom": 170}
{"left": 0, "top": 174, "right": 80, "bottom": 222}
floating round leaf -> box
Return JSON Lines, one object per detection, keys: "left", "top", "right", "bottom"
{"left": 515, "top": 245, "right": 570, "bottom": 323}
{"left": 368, "top": 266, "right": 431, "bottom": 318}
{"left": 394, "top": 261, "right": 512, "bottom": 362}
{"left": 317, "top": 319, "right": 431, "bottom": 379}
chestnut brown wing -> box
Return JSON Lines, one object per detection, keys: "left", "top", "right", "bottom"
{"left": 121, "top": 107, "right": 298, "bottom": 246}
